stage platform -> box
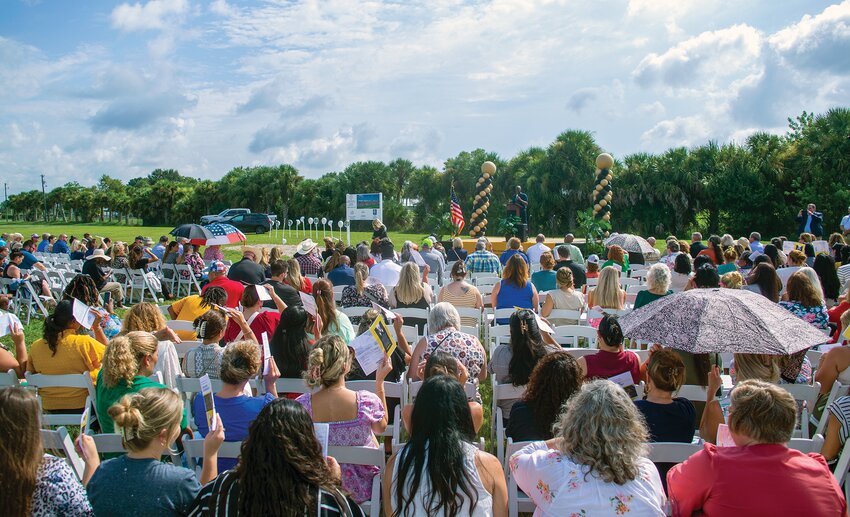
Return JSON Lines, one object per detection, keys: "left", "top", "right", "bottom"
{"left": 457, "top": 237, "right": 584, "bottom": 254}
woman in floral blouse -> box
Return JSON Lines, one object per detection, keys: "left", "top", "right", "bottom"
{"left": 510, "top": 380, "right": 666, "bottom": 516}
{"left": 779, "top": 271, "right": 829, "bottom": 330}
{"left": 179, "top": 244, "right": 206, "bottom": 281}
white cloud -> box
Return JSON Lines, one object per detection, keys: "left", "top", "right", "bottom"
{"left": 641, "top": 116, "right": 712, "bottom": 148}
{"left": 111, "top": 0, "right": 188, "bottom": 32}
{"left": 768, "top": 0, "right": 850, "bottom": 73}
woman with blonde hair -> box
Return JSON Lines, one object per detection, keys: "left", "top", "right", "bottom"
{"left": 389, "top": 262, "right": 432, "bottom": 332}
{"left": 721, "top": 271, "right": 744, "bottom": 289}
{"left": 0, "top": 387, "right": 92, "bottom": 516}
{"left": 341, "top": 262, "right": 390, "bottom": 325}
{"left": 268, "top": 245, "right": 284, "bottom": 268}
{"left": 510, "top": 380, "right": 666, "bottom": 514}
{"left": 96, "top": 332, "right": 189, "bottom": 434}
{"left": 80, "top": 387, "right": 224, "bottom": 514}
{"left": 492, "top": 254, "right": 538, "bottom": 325}
{"left": 121, "top": 302, "right": 182, "bottom": 388}
{"left": 296, "top": 335, "right": 392, "bottom": 504}
{"left": 312, "top": 278, "right": 355, "bottom": 343}
{"left": 285, "top": 258, "right": 312, "bottom": 294}
{"left": 258, "top": 246, "right": 270, "bottom": 269}
{"left": 587, "top": 266, "right": 625, "bottom": 327}
{"left": 438, "top": 261, "right": 483, "bottom": 326}
{"left": 541, "top": 267, "right": 584, "bottom": 326}
{"left": 717, "top": 246, "right": 739, "bottom": 275}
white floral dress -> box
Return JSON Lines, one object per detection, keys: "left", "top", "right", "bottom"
{"left": 509, "top": 442, "right": 666, "bottom": 516}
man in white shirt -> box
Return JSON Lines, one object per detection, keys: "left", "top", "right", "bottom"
{"left": 370, "top": 240, "right": 402, "bottom": 288}
{"left": 563, "top": 233, "right": 585, "bottom": 266}
{"left": 526, "top": 234, "right": 551, "bottom": 266}
{"left": 841, "top": 206, "right": 850, "bottom": 236}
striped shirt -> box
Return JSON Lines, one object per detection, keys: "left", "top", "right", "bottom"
{"left": 188, "top": 470, "right": 365, "bottom": 516}
{"left": 838, "top": 264, "right": 850, "bottom": 292}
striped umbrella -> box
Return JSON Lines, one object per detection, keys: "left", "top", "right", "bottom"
{"left": 200, "top": 223, "right": 247, "bottom": 246}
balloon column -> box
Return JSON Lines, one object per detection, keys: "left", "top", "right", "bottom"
{"left": 469, "top": 161, "right": 495, "bottom": 238}
{"left": 592, "top": 153, "right": 614, "bottom": 222}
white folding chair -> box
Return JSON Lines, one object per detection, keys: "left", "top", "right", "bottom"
{"left": 40, "top": 427, "right": 85, "bottom": 480}
{"left": 815, "top": 382, "right": 849, "bottom": 437}
{"left": 489, "top": 325, "right": 512, "bottom": 354}
{"left": 674, "top": 384, "right": 711, "bottom": 403}
{"left": 0, "top": 368, "right": 19, "bottom": 387}
{"left": 505, "top": 439, "right": 537, "bottom": 517}
{"left": 491, "top": 379, "right": 526, "bottom": 463}
{"left": 544, "top": 309, "right": 582, "bottom": 325}
{"left": 90, "top": 433, "right": 129, "bottom": 455}
{"left": 160, "top": 263, "right": 178, "bottom": 294}
{"left": 173, "top": 341, "right": 201, "bottom": 359}
{"left": 455, "top": 306, "right": 483, "bottom": 329}
{"left": 340, "top": 306, "right": 369, "bottom": 320}
{"left": 621, "top": 277, "right": 641, "bottom": 288}
{"left": 788, "top": 434, "right": 825, "bottom": 454}
{"left": 553, "top": 325, "right": 598, "bottom": 348}
{"left": 474, "top": 275, "right": 500, "bottom": 288}
{"left": 275, "top": 378, "right": 315, "bottom": 396}
{"left": 175, "top": 264, "right": 202, "bottom": 297}
{"left": 780, "top": 382, "right": 821, "bottom": 439}
{"left": 183, "top": 438, "right": 243, "bottom": 475}
{"left": 646, "top": 441, "right": 702, "bottom": 464}
{"left": 328, "top": 445, "right": 385, "bottom": 517}
{"left": 394, "top": 307, "right": 430, "bottom": 334}
{"left": 25, "top": 372, "right": 97, "bottom": 427}
{"left": 166, "top": 320, "right": 196, "bottom": 333}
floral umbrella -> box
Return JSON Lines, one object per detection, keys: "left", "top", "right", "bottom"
{"left": 603, "top": 233, "right": 656, "bottom": 254}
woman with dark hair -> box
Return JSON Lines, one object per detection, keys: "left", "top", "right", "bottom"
{"left": 183, "top": 309, "right": 250, "bottom": 380}
{"left": 403, "top": 352, "right": 484, "bottom": 433}
{"left": 26, "top": 300, "right": 106, "bottom": 412}
{"left": 222, "top": 284, "right": 284, "bottom": 343}
{"left": 745, "top": 263, "right": 782, "bottom": 302}
{"left": 270, "top": 305, "right": 319, "bottom": 383}
{"left": 63, "top": 273, "right": 122, "bottom": 339}
{"left": 492, "top": 254, "right": 538, "bottom": 324}
{"left": 313, "top": 278, "right": 355, "bottom": 343}
{"left": 763, "top": 243, "right": 781, "bottom": 269}
{"left": 489, "top": 309, "right": 559, "bottom": 423}
{"left": 0, "top": 387, "right": 92, "bottom": 516}
{"left": 384, "top": 376, "right": 508, "bottom": 517}
{"left": 507, "top": 351, "right": 582, "bottom": 442}
{"left": 697, "top": 235, "right": 724, "bottom": 265}
{"left": 689, "top": 263, "right": 720, "bottom": 289}
{"left": 341, "top": 263, "right": 390, "bottom": 326}
{"left": 163, "top": 241, "right": 180, "bottom": 264}
{"left": 670, "top": 252, "right": 692, "bottom": 291}
{"left": 813, "top": 254, "right": 840, "bottom": 306}
{"left": 576, "top": 313, "right": 640, "bottom": 384}
{"left": 169, "top": 286, "right": 229, "bottom": 341}
{"left": 189, "top": 398, "right": 364, "bottom": 516}
{"left": 437, "top": 261, "right": 483, "bottom": 326}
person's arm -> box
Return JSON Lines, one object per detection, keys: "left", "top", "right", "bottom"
{"left": 34, "top": 261, "right": 47, "bottom": 272}
{"left": 476, "top": 338, "right": 487, "bottom": 382}
{"left": 372, "top": 356, "right": 392, "bottom": 435}
{"left": 74, "top": 434, "right": 101, "bottom": 486}
{"left": 699, "top": 366, "right": 724, "bottom": 444}
{"left": 576, "top": 356, "right": 587, "bottom": 380}
{"left": 821, "top": 413, "right": 843, "bottom": 462}
{"left": 382, "top": 452, "right": 397, "bottom": 517}
{"left": 0, "top": 321, "right": 27, "bottom": 376}
{"left": 407, "top": 337, "right": 427, "bottom": 381}
{"left": 477, "top": 451, "right": 508, "bottom": 517}
{"left": 490, "top": 281, "right": 501, "bottom": 308}
{"left": 264, "top": 357, "right": 281, "bottom": 398}
{"left": 265, "top": 284, "right": 287, "bottom": 313}
{"left": 470, "top": 402, "right": 484, "bottom": 433}
{"left": 200, "top": 413, "right": 225, "bottom": 484}
{"left": 90, "top": 310, "right": 108, "bottom": 346}
{"left": 814, "top": 348, "right": 850, "bottom": 395}
{"left": 474, "top": 287, "right": 484, "bottom": 309}
{"left": 145, "top": 248, "right": 159, "bottom": 263}
{"left": 227, "top": 308, "right": 257, "bottom": 343}
{"left": 531, "top": 284, "right": 539, "bottom": 312}
{"left": 392, "top": 313, "right": 411, "bottom": 357}
{"left": 667, "top": 447, "right": 714, "bottom": 517}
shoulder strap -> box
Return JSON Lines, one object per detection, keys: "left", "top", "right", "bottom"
{"left": 232, "top": 311, "right": 260, "bottom": 342}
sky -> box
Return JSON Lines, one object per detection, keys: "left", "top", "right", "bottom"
{"left": 1, "top": 0, "right": 849, "bottom": 194}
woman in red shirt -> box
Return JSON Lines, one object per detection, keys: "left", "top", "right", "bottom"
{"left": 668, "top": 380, "right": 846, "bottom": 516}
{"left": 222, "top": 284, "right": 286, "bottom": 344}
{"left": 828, "top": 289, "right": 850, "bottom": 342}
{"left": 576, "top": 313, "right": 640, "bottom": 384}
{"left": 697, "top": 235, "right": 724, "bottom": 265}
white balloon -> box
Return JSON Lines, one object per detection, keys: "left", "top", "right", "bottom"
{"left": 288, "top": 220, "right": 293, "bottom": 226}
{"left": 321, "top": 217, "right": 327, "bottom": 225}
{"left": 308, "top": 217, "right": 314, "bottom": 224}
{"left": 299, "top": 216, "right": 305, "bottom": 222}
{"left": 338, "top": 220, "right": 345, "bottom": 228}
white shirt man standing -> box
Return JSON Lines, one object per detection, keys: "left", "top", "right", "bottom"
{"left": 526, "top": 234, "right": 551, "bottom": 266}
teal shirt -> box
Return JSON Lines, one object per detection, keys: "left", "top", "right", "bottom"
{"left": 531, "top": 270, "right": 557, "bottom": 293}
{"left": 96, "top": 371, "right": 189, "bottom": 433}
{"left": 633, "top": 289, "right": 673, "bottom": 309}
{"left": 717, "top": 263, "right": 738, "bottom": 275}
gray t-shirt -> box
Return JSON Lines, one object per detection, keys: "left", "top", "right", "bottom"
{"left": 87, "top": 455, "right": 200, "bottom": 517}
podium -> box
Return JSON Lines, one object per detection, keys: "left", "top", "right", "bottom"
{"left": 505, "top": 202, "right": 527, "bottom": 241}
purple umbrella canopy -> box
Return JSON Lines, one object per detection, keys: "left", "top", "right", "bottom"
{"left": 618, "top": 288, "right": 828, "bottom": 355}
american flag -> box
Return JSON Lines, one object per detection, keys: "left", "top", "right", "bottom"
{"left": 450, "top": 189, "right": 465, "bottom": 236}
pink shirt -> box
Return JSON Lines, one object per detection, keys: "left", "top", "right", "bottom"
{"left": 668, "top": 443, "right": 846, "bottom": 516}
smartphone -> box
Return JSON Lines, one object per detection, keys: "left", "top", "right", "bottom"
{"left": 103, "top": 292, "right": 111, "bottom": 305}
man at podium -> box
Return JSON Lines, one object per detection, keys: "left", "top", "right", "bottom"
{"left": 513, "top": 186, "right": 528, "bottom": 225}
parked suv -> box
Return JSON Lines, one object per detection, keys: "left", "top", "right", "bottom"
{"left": 200, "top": 208, "right": 250, "bottom": 225}
{"left": 224, "top": 213, "right": 272, "bottom": 234}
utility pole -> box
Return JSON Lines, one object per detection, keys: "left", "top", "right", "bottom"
{"left": 41, "top": 174, "right": 48, "bottom": 222}
{"left": 3, "top": 182, "right": 7, "bottom": 202}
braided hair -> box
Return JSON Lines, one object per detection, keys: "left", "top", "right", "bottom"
{"left": 62, "top": 274, "right": 101, "bottom": 306}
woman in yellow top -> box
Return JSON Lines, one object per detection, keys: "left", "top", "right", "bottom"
{"left": 27, "top": 300, "right": 107, "bottom": 411}
{"left": 167, "top": 286, "right": 228, "bottom": 341}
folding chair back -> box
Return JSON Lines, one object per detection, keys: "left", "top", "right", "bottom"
{"left": 40, "top": 427, "right": 85, "bottom": 480}
{"left": 25, "top": 372, "right": 96, "bottom": 427}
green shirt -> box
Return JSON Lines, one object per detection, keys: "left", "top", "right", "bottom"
{"left": 96, "top": 371, "right": 189, "bottom": 433}
{"left": 531, "top": 270, "right": 557, "bottom": 293}
{"left": 633, "top": 289, "right": 673, "bottom": 309}
{"left": 717, "top": 263, "right": 738, "bottom": 275}
{"left": 601, "top": 256, "right": 630, "bottom": 273}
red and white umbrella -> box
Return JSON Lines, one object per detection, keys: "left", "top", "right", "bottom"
{"left": 196, "top": 223, "right": 247, "bottom": 246}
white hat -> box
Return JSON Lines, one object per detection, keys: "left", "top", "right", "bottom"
{"left": 86, "top": 249, "right": 112, "bottom": 261}
{"left": 296, "top": 239, "right": 318, "bottom": 255}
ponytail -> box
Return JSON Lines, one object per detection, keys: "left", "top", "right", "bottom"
{"left": 43, "top": 300, "right": 75, "bottom": 356}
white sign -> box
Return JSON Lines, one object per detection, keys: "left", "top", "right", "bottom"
{"left": 299, "top": 291, "right": 317, "bottom": 317}
{"left": 716, "top": 423, "right": 736, "bottom": 447}
{"left": 813, "top": 240, "right": 830, "bottom": 255}
{"left": 199, "top": 374, "right": 217, "bottom": 431}
{"left": 0, "top": 311, "right": 23, "bottom": 337}
{"left": 72, "top": 298, "right": 96, "bottom": 330}
{"left": 410, "top": 249, "right": 426, "bottom": 267}
{"left": 261, "top": 332, "right": 271, "bottom": 376}
{"left": 346, "top": 193, "right": 383, "bottom": 222}
{"left": 256, "top": 284, "right": 271, "bottom": 301}
{"left": 314, "top": 423, "right": 330, "bottom": 458}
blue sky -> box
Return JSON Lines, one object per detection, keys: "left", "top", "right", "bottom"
{"left": 1, "top": 0, "right": 849, "bottom": 194}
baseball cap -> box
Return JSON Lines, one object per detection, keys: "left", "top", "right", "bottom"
{"left": 204, "top": 261, "right": 227, "bottom": 273}
{"left": 587, "top": 254, "right": 600, "bottom": 264}
{"left": 421, "top": 238, "right": 433, "bottom": 248}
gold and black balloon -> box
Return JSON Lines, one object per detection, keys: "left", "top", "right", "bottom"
{"left": 592, "top": 153, "right": 614, "bottom": 223}
{"left": 469, "top": 161, "right": 496, "bottom": 238}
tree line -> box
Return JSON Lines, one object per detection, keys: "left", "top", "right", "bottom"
{"left": 3, "top": 108, "right": 848, "bottom": 239}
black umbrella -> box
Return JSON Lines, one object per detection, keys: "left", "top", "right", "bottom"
{"left": 618, "top": 288, "right": 827, "bottom": 354}
{"left": 170, "top": 224, "right": 214, "bottom": 242}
